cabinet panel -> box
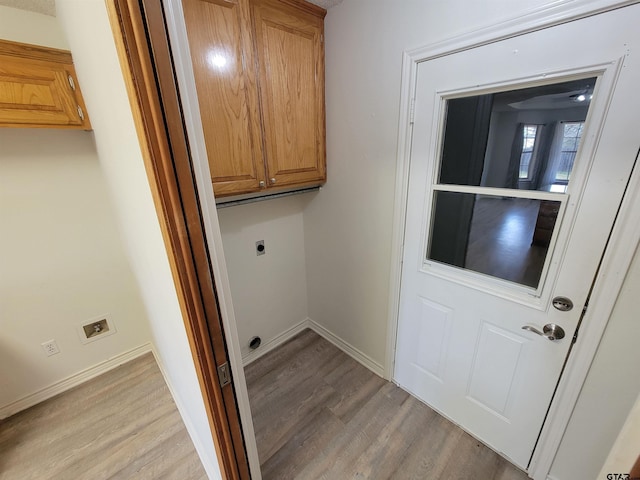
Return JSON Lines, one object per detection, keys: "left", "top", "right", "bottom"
{"left": 0, "top": 42, "right": 90, "bottom": 130}
{"left": 183, "top": 0, "right": 266, "bottom": 196}
{"left": 252, "top": 0, "right": 326, "bottom": 188}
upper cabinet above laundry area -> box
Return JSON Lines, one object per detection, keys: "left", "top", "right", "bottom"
{"left": 0, "top": 39, "right": 91, "bottom": 130}
{"left": 182, "top": 0, "right": 326, "bottom": 199}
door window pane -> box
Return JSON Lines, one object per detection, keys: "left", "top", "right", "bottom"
{"left": 428, "top": 192, "right": 560, "bottom": 288}
{"left": 438, "top": 77, "right": 596, "bottom": 192}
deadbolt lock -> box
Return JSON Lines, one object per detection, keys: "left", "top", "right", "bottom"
{"left": 552, "top": 296, "right": 574, "bottom": 312}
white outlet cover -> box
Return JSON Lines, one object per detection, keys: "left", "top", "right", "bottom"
{"left": 41, "top": 339, "right": 60, "bottom": 356}
{"left": 76, "top": 314, "right": 117, "bottom": 344}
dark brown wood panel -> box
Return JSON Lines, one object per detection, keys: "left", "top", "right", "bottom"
{"left": 106, "top": 1, "right": 249, "bottom": 479}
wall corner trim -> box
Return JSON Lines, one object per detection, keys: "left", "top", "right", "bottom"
{"left": 0, "top": 343, "right": 153, "bottom": 420}
{"left": 150, "top": 346, "right": 221, "bottom": 479}
{"left": 307, "top": 318, "right": 385, "bottom": 378}
{"left": 241, "top": 318, "right": 385, "bottom": 378}
{"left": 242, "top": 319, "right": 310, "bottom": 366}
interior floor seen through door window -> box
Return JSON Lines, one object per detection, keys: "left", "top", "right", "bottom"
{"left": 465, "top": 196, "right": 551, "bottom": 287}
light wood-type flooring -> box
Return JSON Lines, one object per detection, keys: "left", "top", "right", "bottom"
{"left": 465, "top": 197, "right": 548, "bottom": 288}
{"left": 246, "top": 329, "right": 530, "bottom": 480}
{"left": 0, "top": 353, "right": 207, "bottom": 480}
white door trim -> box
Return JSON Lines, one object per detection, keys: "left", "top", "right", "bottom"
{"left": 162, "top": 0, "right": 263, "bottom": 478}
{"left": 386, "top": 1, "right": 640, "bottom": 478}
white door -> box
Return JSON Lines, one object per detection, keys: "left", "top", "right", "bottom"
{"left": 394, "top": 5, "right": 640, "bottom": 470}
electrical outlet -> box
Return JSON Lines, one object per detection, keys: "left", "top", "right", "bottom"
{"left": 77, "top": 315, "right": 116, "bottom": 344}
{"left": 82, "top": 318, "right": 109, "bottom": 339}
{"left": 41, "top": 339, "right": 60, "bottom": 356}
{"left": 256, "top": 240, "right": 265, "bottom": 256}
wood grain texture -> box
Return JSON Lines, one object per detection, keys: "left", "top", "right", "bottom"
{"left": 0, "top": 354, "right": 207, "bottom": 480}
{"left": 0, "top": 39, "right": 91, "bottom": 130}
{"left": 246, "top": 329, "right": 530, "bottom": 480}
{"left": 107, "top": 1, "right": 250, "bottom": 477}
{"left": 0, "top": 39, "right": 72, "bottom": 63}
{"left": 252, "top": 0, "right": 326, "bottom": 188}
{"left": 182, "top": 0, "right": 267, "bottom": 197}
{"left": 465, "top": 196, "right": 548, "bottom": 288}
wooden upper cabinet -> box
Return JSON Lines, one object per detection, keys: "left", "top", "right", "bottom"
{"left": 183, "top": 0, "right": 266, "bottom": 197}
{"left": 183, "top": 0, "right": 326, "bottom": 198}
{"left": 251, "top": 0, "right": 326, "bottom": 189}
{"left": 0, "top": 40, "right": 91, "bottom": 130}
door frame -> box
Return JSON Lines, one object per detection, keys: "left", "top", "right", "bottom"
{"left": 161, "top": 0, "right": 262, "bottom": 476}
{"left": 106, "top": 0, "right": 255, "bottom": 478}
{"left": 385, "top": 1, "right": 640, "bottom": 479}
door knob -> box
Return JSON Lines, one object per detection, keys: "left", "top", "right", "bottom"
{"left": 522, "top": 323, "right": 565, "bottom": 341}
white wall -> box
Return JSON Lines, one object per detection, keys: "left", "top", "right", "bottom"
{"left": 218, "top": 195, "right": 311, "bottom": 359}
{"left": 0, "top": 5, "right": 151, "bottom": 415}
{"left": 0, "top": 5, "right": 66, "bottom": 48}
{"left": 600, "top": 390, "right": 640, "bottom": 478}
{"left": 54, "top": 1, "right": 221, "bottom": 478}
{"left": 308, "top": 1, "right": 640, "bottom": 479}
{"left": 305, "top": 0, "right": 559, "bottom": 372}
{"left": 549, "top": 244, "right": 640, "bottom": 480}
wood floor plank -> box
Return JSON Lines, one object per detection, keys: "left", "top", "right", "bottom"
{"left": 296, "top": 383, "right": 411, "bottom": 480}
{"left": 260, "top": 407, "right": 344, "bottom": 479}
{"left": 0, "top": 353, "right": 207, "bottom": 480}
{"left": 253, "top": 374, "right": 337, "bottom": 464}
{"left": 246, "top": 329, "right": 530, "bottom": 480}
{"left": 392, "top": 413, "right": 466, "bottom": 480}
{"left": 344, "top": 394, "right": 439, "bottom": 479}
{"left": 323, "top": 357, "right": 387, "bottom": 423}
{"left": 247, "top": 330, "right": 345, "bottom": 406}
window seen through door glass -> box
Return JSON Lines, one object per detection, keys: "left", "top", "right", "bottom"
{"left": 519, "top": 125, "right": 540, "bottom": 180}
{"left": 438, "top": 77, "right": 596, "bottom": 192}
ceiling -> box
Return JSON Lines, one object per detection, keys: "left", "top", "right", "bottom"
{"left": 309, "top": 0, "right": 343, "bottom": 8}
{"left": 0, "top": 0, "right": 55, "bottom": 16}
{"left": 0, "top": 0, "right": 343, "bottom": 17}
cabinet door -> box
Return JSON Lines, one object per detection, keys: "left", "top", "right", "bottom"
{"left": 251, "top": 0, "right": 326, "bottom": 189}
{"left": 183, "top": 0, "right": 266, "bottom": 197}
{"left": 0, "top": 54, "right": 90, "bottom": 129}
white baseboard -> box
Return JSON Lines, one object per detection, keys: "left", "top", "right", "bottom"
{"left": 240, "top": 317, "right": 385, "bottom": 378}
{"left": 149, "top": 347, "right": 220, "bottom": 480}
{"left": 242, "top": 319, "right": 310, "bottom": 366}
{"left": 307, "top": 318, "right": 385, "bottom": 378}
{"left": 0, "top": 343, "right": 153, "bottom": 420}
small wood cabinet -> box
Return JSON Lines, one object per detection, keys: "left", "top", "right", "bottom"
{"left": 0, "top": 39, "right": 91, "bottom": 130}
{"left": 182, "top": 0, "right": 326, "bottom": 198}
{"left": 532, "top": 200, "right": 560, "bottom": 247}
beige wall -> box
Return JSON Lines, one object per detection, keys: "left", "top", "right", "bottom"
{"left": 0, "top": 2, "right": 222, "bottom": 478}
{"left": 308, "top": 1, "right": 640, "bottom": 479}
{"left": 53, "top": 1, "right": 221, "bottom": 477}
{"left": 218, "top": 195, "right": 311, "bottom": 359}
{"left": 600, "top": 390, "right": 640, "bottom": 478}
{"left": 0, "top": 5, "right": 66, "bottom": 48}
{"left": 550, "top": 244, "right": 640, "bottom": 480}
{"left": 306, "top": 0, "right": 558, "bottom": 375}
{"left": 0, "top": 5, "right": 151, "bottom": 414}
